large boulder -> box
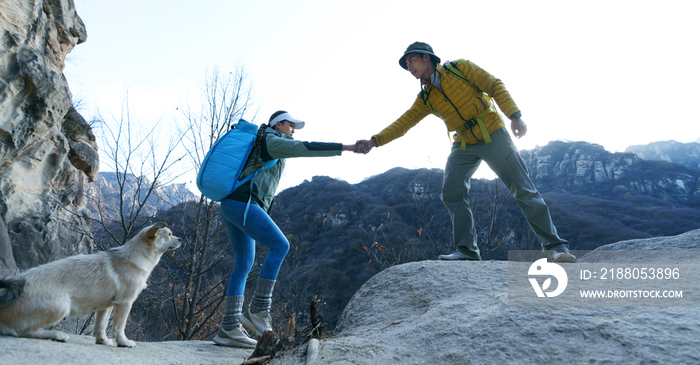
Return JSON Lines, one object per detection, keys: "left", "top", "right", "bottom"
{"left": 273, "top": 230, "right": 700, "bottom": 364}
{"left": 0, "top": 0, "right": 97, "bottom": 274}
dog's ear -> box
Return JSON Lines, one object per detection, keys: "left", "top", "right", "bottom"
{"left": 145, "top": 222, "right": 168, "bottom": 241}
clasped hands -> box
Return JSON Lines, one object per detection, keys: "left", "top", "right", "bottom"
{"left": 342, "top": 139, "right": 375, "bottom": 154}
{"left": 349, "top": 139, "right": 375, "bottom": 154}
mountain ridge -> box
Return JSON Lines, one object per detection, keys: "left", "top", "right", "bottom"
{"left": 625, "top": 139, "right": 700, "bottom": 169}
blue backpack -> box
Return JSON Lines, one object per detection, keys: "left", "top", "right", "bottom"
{"left": 196, "top": 119, "right": 278, "bottom": 220}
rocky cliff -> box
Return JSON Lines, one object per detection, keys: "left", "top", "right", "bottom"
{"left": 0, "top": 0, "right": 98, "bottom": 275}
{"left": 521, "top": 140, "right": 700, "bottom": 204}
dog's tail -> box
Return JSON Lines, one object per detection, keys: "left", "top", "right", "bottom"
{"left": 0, "top": 276, "right": 25, "bottom": 309}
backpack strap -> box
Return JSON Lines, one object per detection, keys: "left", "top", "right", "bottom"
{"left": 240, "top": 159, "right": 278, "bottom": 225}
{"left": 443, "top": 60, "right": 495, "bottom": 148}
{"left": 444, "top": 61, "right": 480, "bottom": 93}
{"left": 454, "top": 105, "right": 495, "bottom": 149}
{"left": 420, "top": 86, "right": 436, "bottom": 114}
{"left": 420, "top": 61, "right": 497, "bottom": 148}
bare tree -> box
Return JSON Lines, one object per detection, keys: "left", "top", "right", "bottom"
{"left": 409, "top": 175, "right": 521, "bottom": 260}
{"left": 90, "top": 89, "right": 188, "bottom": 248}
{"left": 361, "top": 210, "right": 427, "bottom": 270}
{"left": 360, "top": 174, "right": 521, "bottom": 267}
{"left": 473, "top": 179, "right": 518, "bottom": 259}
{"left": 163, "top": 65, "right": 258, "bottom": 340}
{"left": 361, "top": 171, "right": 451, "bottom": 269}
{"left": 405, "top": 171, "right": 454, "bottom": 256}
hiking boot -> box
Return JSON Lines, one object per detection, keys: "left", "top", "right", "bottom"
{"left": 240, "top": 307, "right": 272, "bottom": 338}
{"left": 212, "top": 325, "right": 257, "bottom": 348}
{"left": 547, "top": 249, "right": 577, "bottom": 263}
{"left": 438, "top": 251, "right": 478, "bottom": 261}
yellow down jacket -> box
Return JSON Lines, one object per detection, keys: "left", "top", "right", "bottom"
{"left": 372, "top": 60, "right": 521, "bottom": 146}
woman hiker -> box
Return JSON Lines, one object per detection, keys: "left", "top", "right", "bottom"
{"left": 213, "top": 111, "right": 362, "bottom": 348}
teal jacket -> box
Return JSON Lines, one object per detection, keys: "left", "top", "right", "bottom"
{"left": 226, "top": 126, "right": 342, "bottom": 212}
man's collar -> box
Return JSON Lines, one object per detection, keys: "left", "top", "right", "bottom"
{"left": 421, "top": 63, "right": 443, "bottom": 88}
{"left": 430, "top": 71, "right": 442, "bottom": 89}
{"left": 421, "top": 71, "right": 442, "bottom": 89}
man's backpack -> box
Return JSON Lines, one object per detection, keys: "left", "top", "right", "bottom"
{"left": 196, "top": 119, "right": 278, "bottom": 203}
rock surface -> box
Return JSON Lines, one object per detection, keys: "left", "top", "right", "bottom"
{"left": 269, "top": 230, "right": 700, "bottom": 364}
{"left": 0, "top": 0, "right": 98, "bottom": 276}
{"left": 0, "top": 333, "right": 251, "bottom": 365}
{"left": 2, "top": 230, "right": 698, "bottom": 364}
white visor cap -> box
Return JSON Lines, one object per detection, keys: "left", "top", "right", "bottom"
{"left": 270, "top": 112, "right": 305, "bottom": 129}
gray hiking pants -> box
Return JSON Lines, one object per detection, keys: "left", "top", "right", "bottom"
{"left": 441, "top": 128, "right": 568, "bottom": 260}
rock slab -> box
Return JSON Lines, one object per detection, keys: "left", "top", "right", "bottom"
{"left": 271, "top": 230, "right": 700, "bottom": 364}
{"left": 2, "top": 231, "right": 699, "bottom": 365}
{"left": 0, "top": 334, "right": 250, "bottom": 365}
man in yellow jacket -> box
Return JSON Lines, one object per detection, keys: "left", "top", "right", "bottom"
{"left": 358, "top": 42, "right": 576, "bottom": 263}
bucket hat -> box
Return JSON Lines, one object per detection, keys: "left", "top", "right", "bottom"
{"left": 399, "top": 42, "right": 441, "bottom": 70}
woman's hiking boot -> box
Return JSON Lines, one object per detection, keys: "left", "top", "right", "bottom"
{"left": 213, "top": 324, "right": 257, "bottom": 348}
{"left": 240, "top": 307, "right": 272, "bottom": 337}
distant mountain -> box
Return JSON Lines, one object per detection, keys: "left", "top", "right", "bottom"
{"left": 625, "top": 140, "right": 700, "bottom": 169}
{"left": 86, "top": 172, "right": 196, "bottom": 222}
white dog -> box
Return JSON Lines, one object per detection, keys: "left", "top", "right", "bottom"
{"left": 0, "top": 222, "right": 181, "bottom": 347}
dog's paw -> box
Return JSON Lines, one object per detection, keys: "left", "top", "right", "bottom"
{"left": 0, "top": 328, "right": 19, "bottom": 337}
{"left": 96, "top": 337, "right": 115, "bottom": 346}
{"left": 30, "top": 329, "right": 69, "bottom": 342}
{"left": 52, "top": 332, "right": 69, "bottom": 342}
{"left": 117, "top": 339, "right": 137, "bottom": 348}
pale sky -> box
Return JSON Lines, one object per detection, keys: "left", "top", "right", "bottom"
{"left": 65, "top": 0, "right": 700, "bottom": 193}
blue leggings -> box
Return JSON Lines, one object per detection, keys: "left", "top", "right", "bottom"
{"left": 220, "top": 199, "right": 289, "bottom": 296}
